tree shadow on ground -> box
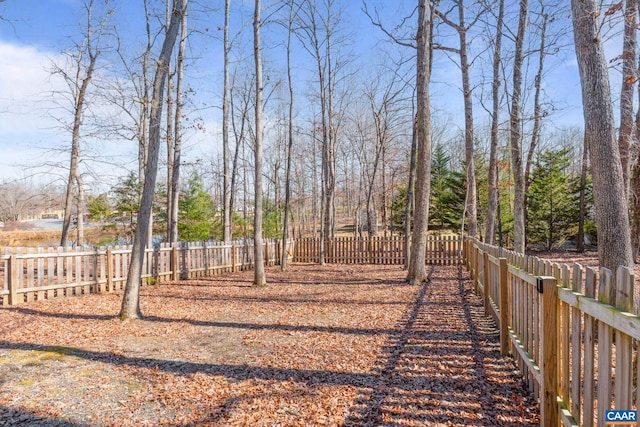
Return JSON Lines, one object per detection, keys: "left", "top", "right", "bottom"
{"left": 0, "top": 265, "right": 538, "bottom": 426}
{"left": 0, "top": 406, "right": 87, "bottom": 427}
{"left": 342, "top": 265, "right": 538, "bottom": 426}
{"left": 0, "top": 340, "right": 377, "bottom": 388}
{"left": 4, "top": 307, "right": 399, "bottom": 336}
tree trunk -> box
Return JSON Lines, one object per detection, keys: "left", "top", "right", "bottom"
{"left": 165, "top": 0, "right": 175, "bottom": 243}
{"left": 509, "top": 0, "right": 528, "bottom": 254}
{"left": 61, "top": 51, "right": 97, "bottom": 248}
{"left": 523, "top": 9, "right": 548, "bottom": 240}
{"left": 169, "top": 4, "right": 187, "bottom": 245}
{"left": 524, "top": 10, "right": 548, "bottom": 194}
{"left": 577, "top": 139, "right": 588, "bottom": 253}
{"left": 281, "top": 0, "right": 295, "bottom": 271}
{"left": 571, "top": 0, "right": 634, "bottom": 286}
{"left": 222, "top": 0, "right": 232, "bottom": 243}
{"left": 407, "top": 0, "right": 433, "bottom": 285}
{"left": 619, "top": 0, "right": 637, "bottom": 200}
{"left": 630, "top": 157, "right": 640, "bottom": 259}
{"left": 485, "top": 0, "right": 504, "bottom": 245}
{"left": 120, "top": 0, "right": 184, "bottom": 321}
{"left": 252, "top": 0, "right": 266, "bottom": 286}
{"left": 404, "top": 115, "right": 417, "bottom": 269}
{"left": 457, "top": 0, "right": 477, "bottom": 238}
{"left": 229, "top": 74, "right": 248, "bottom": 218}
{"left": 61, "top": 141, "right": 79, "bottom": 248}
{"left": 76, "top": 174, "right": 85, "bottom": 247}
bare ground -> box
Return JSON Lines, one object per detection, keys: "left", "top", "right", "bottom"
{"left": 0, "top": 264, "right": 538, "bottom": 426}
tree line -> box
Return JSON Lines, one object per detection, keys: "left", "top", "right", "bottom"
{"left": 1, "top": 0, "right": 636, "bottom": 318}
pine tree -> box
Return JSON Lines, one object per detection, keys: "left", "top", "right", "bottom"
{"left": 429, "top": 144, "right": 465, "bottom": 230}
{"left": 178, "top": 173, "right": 216, "bottom": 241}
{"left": 526, "top": 148, "right": 574, "bottom": 249}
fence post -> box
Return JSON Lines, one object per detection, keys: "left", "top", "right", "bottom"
{"left": 186, "top": 243, "right": 192, "bottom": 279}
{"left": 615, "top": 266, "right": 634, "bottom": 411}
{"left": 231, "top": 242, "right": 236, "bottom": 273}
{"left": 277, "top": 240, "right": 282, "bottom": 266}
{"left": 265, "top": 241, "right": 270, "bottom": 266}
{"left": 105, "top": 248, "right": 113, "bottom": 292}
{"left": 462, "top": 238, "right": 467, "bottom": 269}
{"left": 499, "top": 257, "right": 509, "bottom": 356}
{"left": 540, "top": 276, "right": 558, "bottom": 427}
{"left": 473, "top": 245, "right": 479, "bottom": 294}
{"left": 483, "top": 251, "right": 490, "bottom": 316}
{"left": 170, "top": 246, "right": 179, "bottom": 281}
{"left": 8, "top": 255, "right": 18, "bottom": 306}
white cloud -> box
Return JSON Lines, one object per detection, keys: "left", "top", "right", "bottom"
{"left": 0, "top": 42, "right": 71, "bottom": 180}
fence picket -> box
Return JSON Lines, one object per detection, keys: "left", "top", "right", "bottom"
{"left": 570, "top": 264, "right": 583, "bottom": 425}
{"left": 583, "top": 267, "right": 596, "bottom": 427}
{"left": 597, "top": 268, "right": 613, "bottom": 423}
{"left": 614, "top": 266, "right": 633, "bottom": 411}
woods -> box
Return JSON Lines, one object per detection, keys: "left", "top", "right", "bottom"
{"left": 0, "top": 1, "right": 639, "bottom": 298}
{"left": 6, "top": 2, "right": 640, "bottom": 425}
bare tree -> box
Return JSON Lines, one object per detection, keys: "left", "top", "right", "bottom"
{"left": 166, "top": 0, "right": 175, "bottom": 242}
{"left": 281, "top": 0, "right": 297, "bottom": 270}
{"left": 253, "top": 0, "right": 266, "bottom": 286}
{"left": 0, "top": 181, "right": 60, "bottom": 222}
{"left": 407, "top": 0, "right": 433, "bottom": 285}
{"left": 222, "top": 0, "right": 233, "bottom": 243}
{"left": 524, "top": 8, "right": 549, "bottom": 197}
{"left": 167, "top": 1, "right": 188, "bottom": 244}
{"left": 434, "top": 0, "right": 482, "bottom": 238}
{"left": 57, "top": 0, "right": 109, "bottom": 248}
{"left": 120, "top": 0, "right": 185, "bottom": 321}
{"left": 484, "top": 0, "right": 504, "bottom": 245}
{"left": 357, "top": 71, "right": 407, "bottom": 238}
{"left": 361, "top": 2, "right": 419, "bottom": 264}
{"left": 571, "top": 0, "right": 634, "bottom": 281}
{"left": 229, "top": 70, "right": 253, "bottom": 220}
{"left": 509, "top": 0, "right": 528, "bottom": 254}
{"left": 297, "top": 0, "right": 348, "bottom": 263}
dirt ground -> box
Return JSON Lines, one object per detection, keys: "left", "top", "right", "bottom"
{"left": 0, "top": 264, "right": 538, "bottom": 426}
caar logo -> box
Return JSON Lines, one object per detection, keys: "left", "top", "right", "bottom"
{"left": 606, "top": 410, "right": 637, "bottom": 426}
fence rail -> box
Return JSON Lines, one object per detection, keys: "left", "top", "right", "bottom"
{"left": 0, "top": 240, "right": 291, "bottom": 306}
{"left": 0, "top": 236, "right": 463, "bottom": 307}
{"left": 467, "top": 238, "right": 640, "bottom": 427}
{"left": 293, "top": 235, "right": 462, "bottom": 265}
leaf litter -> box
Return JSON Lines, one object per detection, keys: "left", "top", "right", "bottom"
{"left": 0, "top": 263, "right": 538, "bottom": 426}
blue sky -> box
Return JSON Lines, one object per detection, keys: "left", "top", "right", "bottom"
{"left": 0, "top": 1, "right": 597, "bottom": 190}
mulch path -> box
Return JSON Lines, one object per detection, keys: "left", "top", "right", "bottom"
{"left": 0, "top": 263, "right": 538, "bottom": 426}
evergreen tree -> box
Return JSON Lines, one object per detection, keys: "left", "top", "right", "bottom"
{"left": 87, "top": 193, "right": 112, "bottom": 222}
{"left": 178, "top": 173, "right": 216, "bottom": 241}
{"left": 262, "top": 199, "right": 284, "bottom": 239}
{"left": 391, "top": 144, "right": 465, "bottom": 234}
{"left": 526, "top": 148, "right": 575, "bottom": 249}
{"left": 430, "top": 144, "right": 465, "bottom": 230}
{"left": 474, "top": 148, "right": 489, "bottom": 238}
{"left": 391, "top": 185, "right": 409, "bottom": 233}
{"left": 112, "top": 172, "right": 143, "bottom": 242}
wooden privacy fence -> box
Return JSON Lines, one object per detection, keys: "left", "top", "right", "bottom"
{"left": 466, "top": 238, "right": 640, "bottom": 427}
{"left": 0, "top": 240, "right": 292, "bottom": 306}
{"left": 294, "top": 235, "right": 462, "bottom": 265}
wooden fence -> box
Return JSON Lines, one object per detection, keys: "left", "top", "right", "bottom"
{"left": 294, "top": 235, "right": 462, "bottom": 265}
{"left": 0, "top": 240, "right": 292, "bottom": 306}
{"left": 0, "top": 236, "right": 462, "bottom": 306}
{"left": 466, "top": 238, "right": 640, "bottom": 427}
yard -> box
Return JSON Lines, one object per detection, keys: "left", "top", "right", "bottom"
{"left": 0, "top": 263, "right": 538, "bottom": 426}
